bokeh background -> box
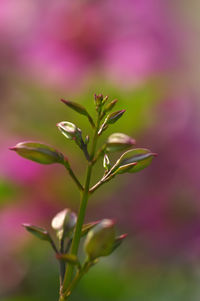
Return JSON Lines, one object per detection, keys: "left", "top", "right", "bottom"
{"left": 1, "top": 1, "right": 200, "bottom": 300}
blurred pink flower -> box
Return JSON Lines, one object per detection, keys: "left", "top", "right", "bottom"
{"left": 0, "top": 0, "right": 183, "bottom": 88}
{"left": 1, "top": 138, "right": 43, "bottom": 184}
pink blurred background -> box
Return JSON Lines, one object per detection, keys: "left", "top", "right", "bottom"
{"left": 1, "top": 1, "right": 200, "bottom": 300}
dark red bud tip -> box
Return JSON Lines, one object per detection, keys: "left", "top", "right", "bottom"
{"left": 56, "top": 253, "right": 62, "bottom": 259}
{"left": 121, "top": 109, "right": 126, "bottom": 113}
{"left": 152, "top": 153, "right": 158, "bottom": 157}
{"left": 9, "top": 146, "right": 17, "bottom": 151}
{"left": 63, "top": 156, "right": 69, "bottom": 162}
{"left": 56, "top": 123, "right": 59, "bottom": 127}
{"left": 119, "top": 233, "right": 128, "bottom": 239}
{"left": 60, "top": 99, "right": 68, "bottom": 104}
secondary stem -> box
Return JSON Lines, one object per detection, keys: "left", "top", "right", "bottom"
{"left": 61, "top": 112, "right": 101, "bottom": 298}
{"left": 64, "top": 161, "right": 84, "bottom": 192}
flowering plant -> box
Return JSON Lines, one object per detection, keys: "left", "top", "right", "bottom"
{"left": 10, "top": 94, "right": 156, "bottom": 300}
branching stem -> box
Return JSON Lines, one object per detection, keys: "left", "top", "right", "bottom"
{"left": 60, "top": 111, "right": 102, "bottom": 299}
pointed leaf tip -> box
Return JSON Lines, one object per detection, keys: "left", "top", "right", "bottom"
{"left": 81, "top": 220, "right": 100, "bottom": 237}
{"left": 111, "top": 233, "right": 128, "bottom": 253}
{"left": 22, "top": 223, "right": 50, "bottom": 241}
{"left": 9, "top": 147, "right": 17, "bottom": 151}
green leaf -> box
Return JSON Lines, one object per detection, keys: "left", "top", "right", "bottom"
{"left": 84, "top": 219, "right": 115, "bottom": 260}
{"left": 22, "top": 224, "right": 51, "bottom": 241}
{"left": 98, "top": 110, "right": 126, "bottom": 135}
{"left": 115, "top": 148, "right": 157, "bottom": 174}
{"left": 81, "top": 221, "right": 100, "bottom": 237}
{"left": 61, "top": 99, "right": 95, "bottom": 127}
{"left": 10, "top": 142, "right": 64, "bottom": 165}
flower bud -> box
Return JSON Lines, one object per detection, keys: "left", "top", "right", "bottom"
{"left": 103, "top": 99, "right": 118, "bottom": 114}
{"left": 51, "top": 208, "right": 77, "bottom": 240}
{"left": 61, "top": 99, "right": 88, "bottom": 116}
{"left": 57, "top": 121, "right": 77, "bottom": 140}
{"left": 61, "top": 99, "right": 95, "bottom": 128}
{"left": 114, "top": 148, "right": 157, "bottom": 174}
{"left": 84, "top": 219, "right": 115, "bottom": 260}
{"left": 98, "top": 110, "right": 126, "bottom": 135}
{"left": 94, "top": 94, "right": 108, "bottom": 112}
{"left": 105, "top": 110, "right": 126, "bottom": 125}
{"left": 10, "top": 142, "right": 64, "bottom": 165}
{"left": 106, "top": 133, "right": 136, "bottom": 152}
{"left": 57, "top": 121, "right": 86, "bottom": 152}
{"left": 94, "top": 94, "right": 104, "bottom": 106}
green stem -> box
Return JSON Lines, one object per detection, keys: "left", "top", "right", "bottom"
{"left": 65, "top": 261, "right": 91, "bottom": 298}
{"left": 64, "top": 161, "right": 84, "bottom": 192}
{"left": 59, "top": 238, "right": 65, "bottom": 285}
{"left": 89, "top": 165, "right": 116, "bottom": 193}
{"left": 61, "top": 113, "right": 101, "bottom": 296}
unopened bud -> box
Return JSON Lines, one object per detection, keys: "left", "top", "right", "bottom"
{"left": 98, "top": 110, "right": 126, "bottom": 135}
{"left": 94, "top": 94, "right": 104, "bottom": 105}
{"left": 61, "top": 99, "right": 95, "bottom": 128}
{"left": 102, "top": 95, "right": 108, "bottom": 104}
{"left": 114, "top": 148, "right": 157, "bottom": 174}
{"left": 57, "top": 121, "right": 85, "bottom": 151}
{"left": 84, "top": 219, "right": 115, "bottom": 260}
{"left": 106, "top": 133, "right": 136, "bottom": 152}
{"left": 57, "top": 121, "right": 77, "bottom": 140}
{"left": 10, "top": 142, "right": 64, "bottom": 165}
{"left": 103, "top": 99, "right": 118, "bottom": 114}
{"left": 94, "top": 94, "right": 106, "bottom": 112}
{"left": 51, "top": 208, "right": 77, "bottom": 240}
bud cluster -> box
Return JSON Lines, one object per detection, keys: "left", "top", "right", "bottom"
{"left": 10, "top": 93, "right": 156, "bottom": 300}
